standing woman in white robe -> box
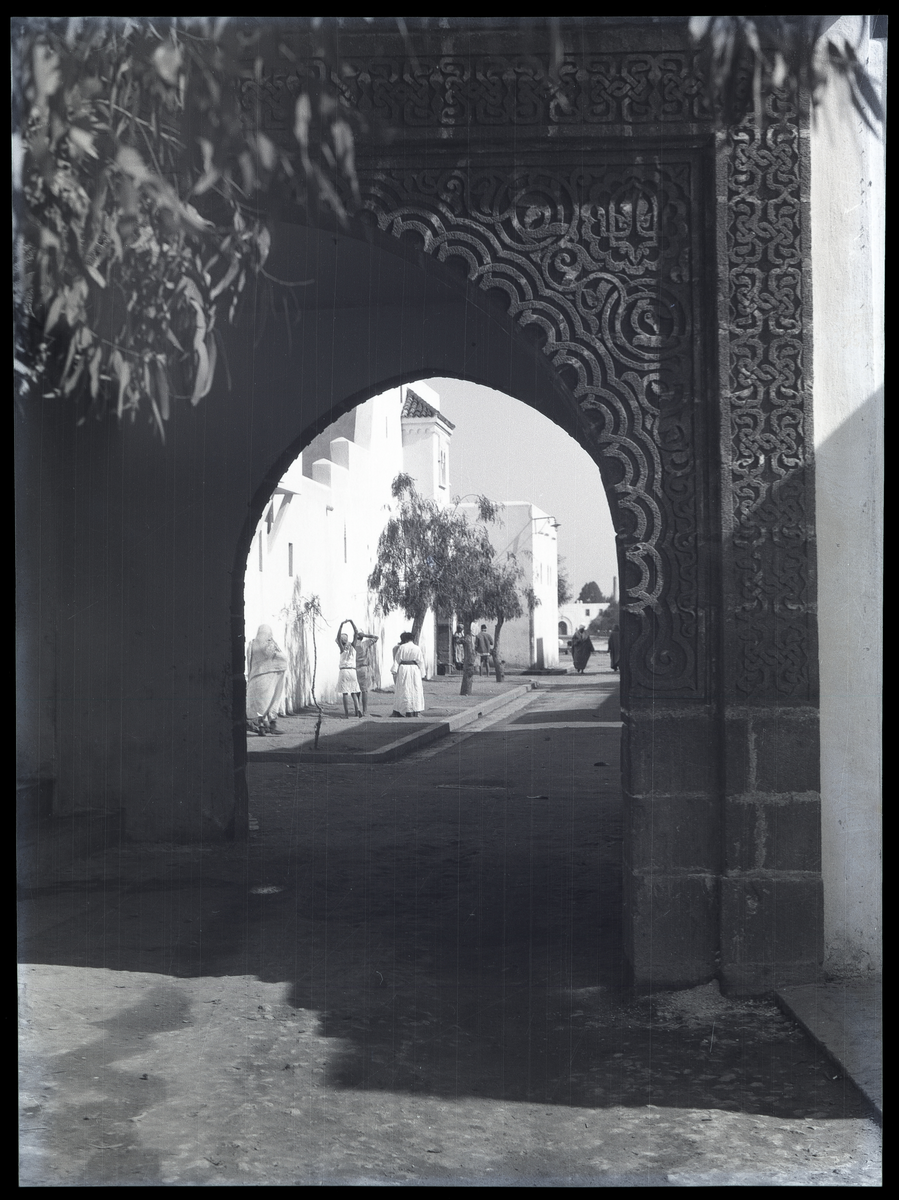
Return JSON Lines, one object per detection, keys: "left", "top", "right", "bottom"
{"left": 246, "top": 624, "right": 289, "bottom": 735}
{"left": 392, "top": 631, "right": 425, "bottom": 717}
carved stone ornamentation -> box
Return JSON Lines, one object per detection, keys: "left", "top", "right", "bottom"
{"left": 245, "top": 52, "right": 713, "bottom": 134}
{"left": 245, "top": 47, "right": 813, "bottom": 704}
{"left": 722, "top": 103, "right": 815, "bottom": 702}
{"left": 358, "top": 157, "right": 708, "bottom": 698}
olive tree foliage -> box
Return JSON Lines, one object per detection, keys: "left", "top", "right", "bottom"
{"left": 12, "top": 16, "right": 367, "bottom": 435}
{"left": 367, "top": 474, "right": 501, "bottom": 647}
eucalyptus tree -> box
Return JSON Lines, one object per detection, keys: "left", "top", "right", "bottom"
{"left": 367, "top": 474, "right": 500, "bottom": 649}
{"left": 368, "top": 475, "right": 539, "bottom": 692}
{"left": 12, "top": 16, "right": 362, "bottom": 435}
{"left": 478, "top": 555, "right": 538, "bottom": 684}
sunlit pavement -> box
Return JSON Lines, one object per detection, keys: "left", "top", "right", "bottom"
{"left": 17, "top": 963, "right": 882, "bottom": 1186}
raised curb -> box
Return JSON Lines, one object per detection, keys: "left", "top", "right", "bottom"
{"left": 443, "top": 682, "right": 536, "bottom": 732}
{"left": 775, "top": 978, "right": 882, "bottom": 1121}
{"left": 251, "top": 683, "right": 537, "bottom": 765}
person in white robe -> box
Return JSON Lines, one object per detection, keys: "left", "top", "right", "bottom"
{"left": 392, "top": 631, "right": 425, "bottom": 717}
{"left": 246, "top": 624, "right": 288, "bottom": 735}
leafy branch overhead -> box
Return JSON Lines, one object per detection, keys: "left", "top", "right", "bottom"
{"left": 12, "top": 17, "right": 364, "bottom": 435}
{"left": 14, "top": 17, "right": 883, "bottom": 436}
{"left": 688, "top": 15, "right": 885, "bottom": 131}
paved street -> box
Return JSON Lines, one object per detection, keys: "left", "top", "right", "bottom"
{"left": 18, "top": 668, "right": 881, "bottom": 1185}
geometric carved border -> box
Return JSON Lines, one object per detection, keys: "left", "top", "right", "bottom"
{"left": 253, "top": 51, "right": 712, "bottom": 130}
{"left": 723, "top": 99, "right": 815, "bottom": 702}
{"left": 358, "top": 151, "right": 708, "bottom": 698}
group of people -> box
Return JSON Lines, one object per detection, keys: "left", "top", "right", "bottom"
{"left": 334, "top": 619, "right": 379, "bottom": 718}
{"left": 247, "top": 616, "right": 623, "bottom": 732}
{"left": 336, "top": 619, "right": 426, "bottom": 719}
{"left": 452, "top": 623, "right": 494, "bottom": 675}
{"left": 245, "top": 618, "right": 427, "bottom": 734}
{"left": 568, "top": 624, "right": 621, "bottom": 674}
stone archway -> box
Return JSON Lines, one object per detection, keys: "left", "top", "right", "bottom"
{"left": 347, "top": 153, "right": 720, "bottom": 991}
{"left": 18, "top": 18, "right": 822, "bottom": 997}
{"left": 243, "top": 19, "right": 821, "bottom": 993}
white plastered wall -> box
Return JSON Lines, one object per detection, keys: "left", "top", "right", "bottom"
{"left": 811, "top": 17, "right": 884, "bottom": 974}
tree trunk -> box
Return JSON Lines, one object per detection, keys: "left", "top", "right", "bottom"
{"left": 410, "top": 609, "right": 427, "bottom": 646}
{"left": 492, "top": 617, "right": 505, "bottom": 682}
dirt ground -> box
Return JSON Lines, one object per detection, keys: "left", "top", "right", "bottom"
{"left": 18, "top": 682, "right": 882, "bottom": 1185}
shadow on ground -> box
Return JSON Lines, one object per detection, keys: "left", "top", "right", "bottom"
{"left": 18, "top": 682, "right": 873, "bottom": 1123}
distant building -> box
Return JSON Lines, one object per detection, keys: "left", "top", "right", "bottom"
{"left": 558, "top": 602, "right": 611, "bottom": 649}
{"left": 458, "top": 502, "right": 560, "bottom": 669}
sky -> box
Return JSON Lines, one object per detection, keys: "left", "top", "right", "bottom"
{"left": 418, "top": 377, "right": 618, "bottom": 601}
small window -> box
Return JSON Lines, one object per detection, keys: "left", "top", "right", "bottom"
{"left": 586, "top": 608, "right": 590, "bottom": 617}
{"left": 288, "top": 543, "right": 294, "bottom": 577}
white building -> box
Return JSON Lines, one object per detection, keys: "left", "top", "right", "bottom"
{"left": 459, "top": 502, "right": 561, "bottom": 669}
{"left": 245, "top": 380, "right": 559, "bottom": 707}
{"left": 244, "top": 381, "right": 452, "bottom": 707}
{"left": 558, "top": 602, "right": 610, "bottom": 639}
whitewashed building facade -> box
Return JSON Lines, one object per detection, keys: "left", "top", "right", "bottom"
{"left": 244, "top": 381, "right": 451, "bottom": 707}
{"left": 244, "top": 380, "right": 560, "bottom": 709}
